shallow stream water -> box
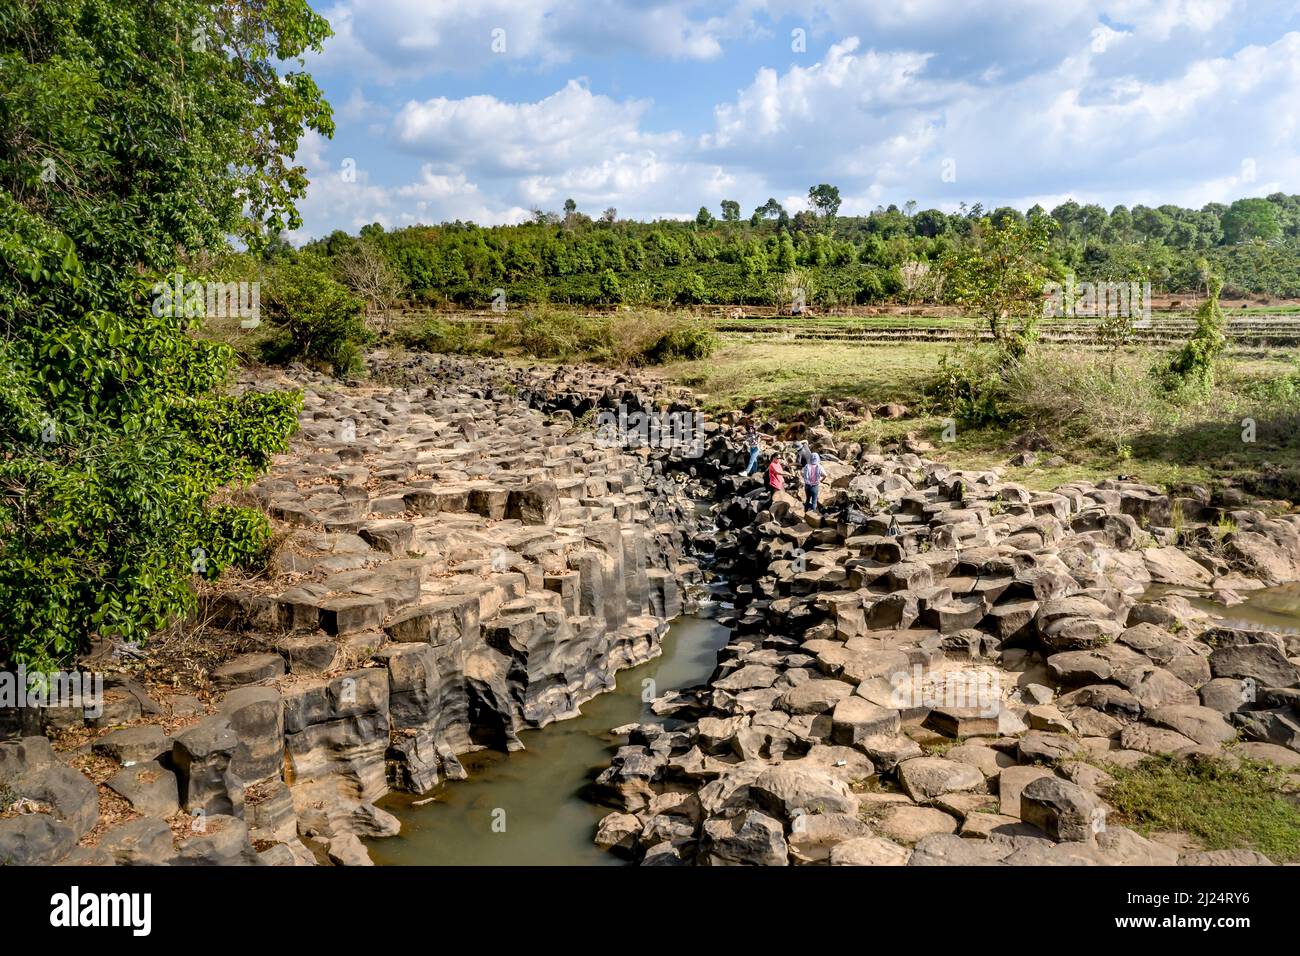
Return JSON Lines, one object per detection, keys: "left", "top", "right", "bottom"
{"left": 366, "top": 604, "right": 731, "bottom": 866}
{"left": 1188, "top": 582, "right": 1300, "bottom": 633}
{"left": 369, "top": 549, "right": 1300, "bottom": 864}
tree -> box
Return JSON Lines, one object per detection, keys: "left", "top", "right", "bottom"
{"left": 0, "top": 0, "right": 331, "bottom": 668}
{"left": 940, "top": 216, "right": 1057, "bottom": 358}
{"left": 913, "top": 209, "right": 949, "bottom": 238}
{"left": 1221, "top": 198, "right": 1282, "bottom": 244}
{"left": 264, "top": 256, "right": 369, "bottom": 374}
{"left": 335, "top": 240, "right": 406, "bottom": 320}
{"left": 601, "top": 207, "right": 618, "bottom": 223}
{"left": 598, "top": 268, "right": 622, "bottom": 303}
{"left": 808, "top": 184, "right": 842, "bottom": 219}
{"left": 564, "top": 198, "right": 577, "bottom": 217}
{"left": 990, "top": 206, "right": 1025, "bottom": 228}
{"left": 755, "top": 198, "right": 786, "bottom": 221}
{"left": 695, "top": 205, "right": 715, "bottom": 228}
{"left": 770, "top": 268, "right": 816, "bottom": 313}
{"left": 898, "top": 260, "right": 938, "bottom": 305}
{"left": 775, "top": 234, "right": 797, "bottom": 270}
{"left": 720, "top": 200, "right": 741, "bottom": 222}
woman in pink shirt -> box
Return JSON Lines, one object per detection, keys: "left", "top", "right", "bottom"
{"left": 767, "top": 455, "right": 785, "bottom": 492}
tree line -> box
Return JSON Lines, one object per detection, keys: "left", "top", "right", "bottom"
{"left": 300, "top": 190, "right": 1300, "bottom": 309}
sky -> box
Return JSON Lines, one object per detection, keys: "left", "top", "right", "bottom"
{"left": 287, "top": 0, "right": 1300, "bottom": 242}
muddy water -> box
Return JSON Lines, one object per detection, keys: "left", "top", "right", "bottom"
{"left": 366, "top": 608, "right": 732, "bottom": 866}
{"left": 1195, "top": 583, "right": 1300, "bottom": 633}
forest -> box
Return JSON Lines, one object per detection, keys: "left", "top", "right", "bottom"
{"left": 300, "top": 191, "right": 1300, "bottom": 309}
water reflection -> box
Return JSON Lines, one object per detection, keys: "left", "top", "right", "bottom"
{"left": 1193, "top": 582, "right": 1300, "bottom": 634}
{"left": 365, "top": 613, "right": 731, "bottom": 866}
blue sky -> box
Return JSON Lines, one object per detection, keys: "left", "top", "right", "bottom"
{"left": 289, "top": 0, "right": 1300, "bottom": 241}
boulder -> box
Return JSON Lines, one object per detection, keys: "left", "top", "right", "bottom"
{"left": 1020, "top": 776, "right": 1103, "bottom": 842}
{"left": 896, "top": 756, "right": 983, "bottom": 802}
{"left": 106, "top": 762, "right": 180, "bottom": 817}
{"left": 99, "top": 817, "right": 176, "bottom": 866}
{"left": 829, "top": 836, "right": 912, "bottom": 866}
{"left": 750, "top": 765, "right": 860, "bottom": 817}
{"left": 701, "top": 810, "right": 789, "bottom": 866}
{"left": 93, "top": 725, "right": 172, "bottom": 767}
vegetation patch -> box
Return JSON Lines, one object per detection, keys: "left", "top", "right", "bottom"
{"left": 387, "top": 307, "right": 718, "bottom": 367}
{"left": 1105, "top": 755, "right": 1300, "bottom": 862}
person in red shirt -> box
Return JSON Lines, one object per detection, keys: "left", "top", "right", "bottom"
{"left": 767, "top": 454, "right": 785, "bottom": 492}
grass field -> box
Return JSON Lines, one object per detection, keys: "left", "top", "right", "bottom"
{"left": 658, "top": 335, "right": 1300, "bottom": 497}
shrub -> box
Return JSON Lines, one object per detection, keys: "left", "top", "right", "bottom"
{"left": 1159, "top": 277, "right": 1227, "bottom": 397}
{"left": 640, "top": 318, "right": 719, "bottom": 364}
{"left": 598, "top": 268, "right": 622, "bottom": 304}
{"left": 396, "top": 317, "right": 498, "bottom": 355}
{"left": 1005, "top": 350, "right": 1161, "bottom": 457}
{"left": 262, "top": 257, "right": 371, "bottom": 375}
{"left": 509, "top": 308, "right": 613, "bottom": 361}
{"left": 932, "top": 347, "right": 1012, "bottom": 426}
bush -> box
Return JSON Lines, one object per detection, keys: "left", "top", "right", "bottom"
{"left": 509, "top": 308, "right": 613, "bottom": 361}
{"left": 1243, "top": 358, "right": 1300, "bottom": 405}
{"left": 674, "top": 272, "right": 709, "bottom": 305}
{"left": 932, "top": 347, "right": 1012, "bottom": 426}
{"left": 1005, "top": 350, "right": 1161, "bottom": 457}
{"left": 640, "top": 318, "right": 719, "bottom": 364}
{"left": 396, "top": 317, "right": 498, "bottom": 355}
{"left": 262, "top": 258, "right": 371, "bottom": 375}
{"left": 391, "top": 308, "right": 718, "bottom": 367}
{"left": 1159, "top": 278, "right": 1227, "bottom": 398}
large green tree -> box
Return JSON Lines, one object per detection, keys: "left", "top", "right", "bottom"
{"left": 808, "top": 183, "right": 842, "bottom": 219}
{"left": 0, "top": 0, "right": 333, "bottom": 668}
{"left": 1221, "top": 198, "right": 1282, "bottom": 244}
{"left": 941, "top": 216, "right": 1058, "bottom": 358}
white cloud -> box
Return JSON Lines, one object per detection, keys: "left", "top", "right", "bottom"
{"left": 311, "top": 0, "right": 741, "bottom": 80}
{"left": 392, "top": 80, "right": 679, "bottom": 177}
{"left": 288, "top": 3, "right": 1300, "bottom": 239}
{"left": 693, "top": 27, "right": 1300, "bottom": 212}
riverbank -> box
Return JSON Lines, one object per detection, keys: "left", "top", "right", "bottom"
{"left": 589, "top": 426, "right": 1300, "bottom": 865}
{"left": 5, "top": 352, "right": 1299, "bottom": 867}
{"left": 1, "top": 355, "right": 704, "bottom": 865}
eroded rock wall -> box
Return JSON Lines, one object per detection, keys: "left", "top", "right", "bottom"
{"left": 1, "top": 360, "right": 699, "bottom": 866}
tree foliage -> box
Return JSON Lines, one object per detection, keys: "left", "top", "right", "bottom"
{"left": 299, "top": 190, "right": 1300, "bottom": 311}
{"left": 940, "top": 216, "right": 1058, "bottom": 358}
{"left": 0, "top": 0, "right": 332, "bottom": 668}
{"left": 1161, "top": 277, "right": 1228, "bottom": 396}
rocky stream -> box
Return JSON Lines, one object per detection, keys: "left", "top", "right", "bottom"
{"left": 3, "top": 354, "right": 1299, "bottom": 866}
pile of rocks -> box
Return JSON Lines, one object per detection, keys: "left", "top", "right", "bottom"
{"left": 594, "top": 450, "right": 1300, "bottom": 865}
{"left": 1, "top": 362, "right": 699, "bottom": 866}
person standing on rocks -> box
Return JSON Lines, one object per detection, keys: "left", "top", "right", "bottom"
{"left": 767, "top": 454, "right": 785, "bottom": 495}
{"left": 802, "top": 452, "right": 827, "bottom": 512}
{"left": 743, "top": 424, "right": 761, "bottom": 475}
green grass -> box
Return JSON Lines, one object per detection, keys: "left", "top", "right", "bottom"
{"left": 1105, "top": 755, "right": 1300, "bottom": 862}
{"left": 656, "top": 335, "right": 1300, "bottom": 498}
